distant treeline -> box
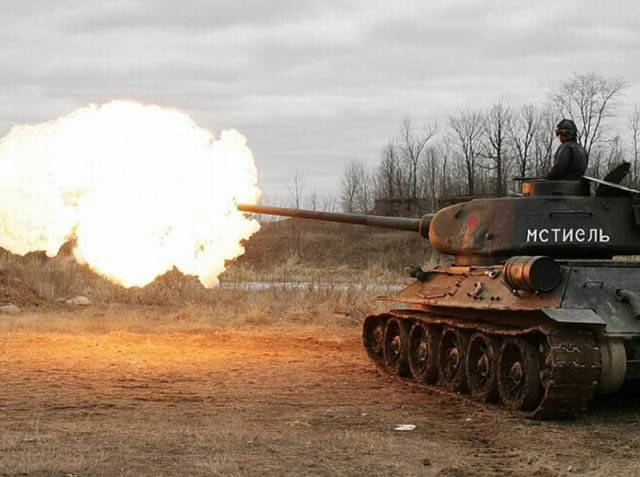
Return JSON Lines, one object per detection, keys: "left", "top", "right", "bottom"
{"left": 338, "top": 71, "right": 638, "bottom": 213}
{"left": 259, "top": 72, "right": 638, "bottom": 215}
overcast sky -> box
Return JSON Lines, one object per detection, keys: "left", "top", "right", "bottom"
{"left": 1, "top": 0, "right": 638, "bottom": 199}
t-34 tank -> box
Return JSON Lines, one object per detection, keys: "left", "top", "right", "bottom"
{"left": 238, "top": 172, "right": 640, "bottom": 418}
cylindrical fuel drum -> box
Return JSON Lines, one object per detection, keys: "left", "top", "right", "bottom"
{"left": 503, "top": 256, "right": 561, "bottom": 293}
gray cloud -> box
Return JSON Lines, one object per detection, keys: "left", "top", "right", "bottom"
{"left": 1, "top": 0, "right": 638, "bottom": 198}
{"left": 63, "top": 0, "right": 342, "bottom": 32}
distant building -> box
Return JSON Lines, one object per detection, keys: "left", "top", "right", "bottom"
{"left": 372, "top": 198, "right": 431, "bottom": 217}
{"left": 437, "top": 194, "right": 496, "bottom": 209}
{"left": 373, "top": 195, "right": 498, "bottom": 217}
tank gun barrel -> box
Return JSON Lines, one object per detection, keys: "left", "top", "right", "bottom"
{"left": 238, "top": 204, "right": 431, "bottom": 237}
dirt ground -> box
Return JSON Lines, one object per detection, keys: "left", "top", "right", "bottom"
{"left": 2, "top": 309, "right": 640, "bottom": 476}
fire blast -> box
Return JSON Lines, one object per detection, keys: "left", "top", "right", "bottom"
{"left": 0, "top": 101, "right": 260, "bottom": 288}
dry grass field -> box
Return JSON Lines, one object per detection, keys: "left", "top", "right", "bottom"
{"left": 1, "top": 220, "right": 640, "bottom": 476}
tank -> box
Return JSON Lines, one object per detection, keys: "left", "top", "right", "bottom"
{"left": 238, "top": 173, "right": 640, "bottom": 418}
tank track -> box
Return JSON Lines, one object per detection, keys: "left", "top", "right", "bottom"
{"left": 363, "top": 310, "right": 601, "bottom": 419}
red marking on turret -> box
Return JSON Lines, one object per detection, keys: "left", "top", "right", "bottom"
{"left": 468, "top": 215, "right": 478, "bottom": 229}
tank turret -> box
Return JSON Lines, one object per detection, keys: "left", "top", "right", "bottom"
{"left": 240, "top": 177, "right": 640, "bottom": 265}
{"left": 238, "top": 174, "right": 640, "bottom": 419}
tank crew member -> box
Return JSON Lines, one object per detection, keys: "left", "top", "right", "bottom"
{"left": 547, "top": 119, "right": 587, "bottom": 180}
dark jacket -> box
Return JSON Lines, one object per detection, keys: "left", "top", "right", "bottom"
{"left": 547, "top": 139, "right": 587, "bottom": 180}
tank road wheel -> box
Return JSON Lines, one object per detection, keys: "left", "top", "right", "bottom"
{"left": 408, "top": 323, "right": 440, "bottom": 384}
{"left": 497, "top": 337, "right": 543, "bottom": 411}
{"left": 439, "top": 327, "right": 469, "bottom": 391}
{"left": 466, "top": 332, "right": 499, "bottom": 403}
{"left": 383, "top": 318, "right": 410, "bottom": 377}
{"left": 363, "top": 315, "right": 387, "bottom": 366}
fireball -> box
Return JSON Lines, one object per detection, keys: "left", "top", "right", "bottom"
{"left": 0, "top": 101, "right": 260, "bottom": 288}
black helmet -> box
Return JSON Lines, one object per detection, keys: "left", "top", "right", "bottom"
{"left": 555, "top": 119, "right": 578, "bottom": 139}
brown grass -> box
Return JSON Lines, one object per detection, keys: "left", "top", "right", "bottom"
{"left": 0, "top": 219, "right": 422, "bottom": 318}
{"left": 0, "top": 239, "right": 396, "bottom": 332}
{"left": 225, "top": 218, "right": 443, "bottom": 276}
{"left": 0, "top": 284, "right": 388, "bottom": 335}
{"left": 0, "top": 243, "right": 394, "bottom": 332}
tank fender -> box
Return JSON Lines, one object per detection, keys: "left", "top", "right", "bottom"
{"left": 541, "top": 308, "right": 606, "bottom": 326}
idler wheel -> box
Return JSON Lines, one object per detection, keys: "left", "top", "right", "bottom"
{"left": 466, "top": 332, "right": 499, "bottom": 403}
{"left": 408, "top": 322, "right": 440, "bottom": 384}
{"left": 439, "top": 327, "right": 468, "bottom": 391}
{"left": 497, "top": 337, "right": 543, "bottom": 411}
{"left": 383, "top": 318, "right": 410, "bottom": 377}
{"left": 363, "top": 315, "right": 387, "bottom": 365}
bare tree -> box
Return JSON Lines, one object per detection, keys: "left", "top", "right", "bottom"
{"left": 438, "top": 135, "right": 453, "bottom": 199}
{"left": 398, "top": 117, "right": 437, "bottom": 199}
{"left": 605, "top": 136, "right": 625, "bottom": 172}
{"left": 416, "top": 136, "right": 454, "bottom": 208}
{"left": 340, "top": 160, "right": 373, "bottom": 213}
{"left": 550, "top": 72, "right": 627, "bottom": 161}
{"left": 481, "top": 102, "right": 512, "bottom": 196}
{"left": 285, "top": 165, "right": 306, "bottom": 252}
{"left": 340, "top": 162, "right": 358, "bottom": 213}
{"left": 449, "top": 111, "right": 483, "bottom": 195}
{"left": 355, "top": 165, "right": 374, "bottom": 213}
{"left": 306, "top": 191, "right": 318, "bottom": 211}
{"left": 509, "top": 103, "right": 539, "bottom": 177}
{"left": 286, "top": 164, "right": 305, "bottom": 208}
{"left": 319, "top": 192, "right": 338, "bottom": 212}
{"left": 377, "top": 140, "right": 402, "bottom": 199}
{"left": 628, "top": 105, "right": 640, "bottom": 186}
{"left": 417, "top": 146, "right": 442, "bottom": 210}
{"left": 532, "top": 107, "right": 557, "bottom": 176}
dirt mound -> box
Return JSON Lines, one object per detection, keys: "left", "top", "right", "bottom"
{"left": 0, "top": 270, "right": 52, "bottom": 307}
{"left": 0, "top": 246, "right": 219, "bottom": 307}
{"left": 232, "top": 218, "right": 437, "bottom": 271}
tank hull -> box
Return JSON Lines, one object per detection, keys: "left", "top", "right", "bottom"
{"left": 237, "top": 186, "right": 640, "bottom": 418}
{"left": 363, "top": 261, "right": 640, "bottom": 418}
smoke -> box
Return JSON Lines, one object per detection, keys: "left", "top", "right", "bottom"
{"left": 0, "top": 101, "right": 260, "bottom": 288}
